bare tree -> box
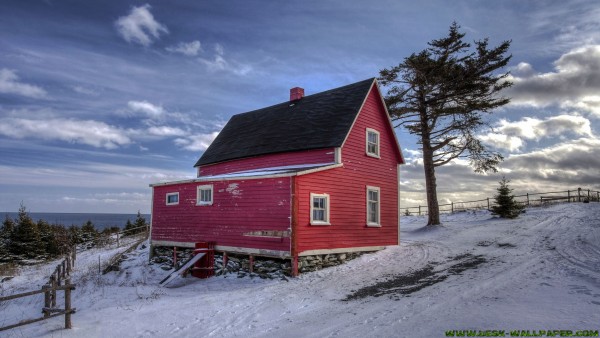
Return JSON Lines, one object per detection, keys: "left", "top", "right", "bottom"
{"left": 379, "top": 22, "right": 512, "bottom": 225}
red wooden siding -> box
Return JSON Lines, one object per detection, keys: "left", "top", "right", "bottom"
{"left": 295, "top": 86, "right": 400, "bottom": 253}
{"left": 198, "top": 148, "right": 335, "bottom": 177}
{"left": 152, "top": 177, "right": 292, "bottom": 253}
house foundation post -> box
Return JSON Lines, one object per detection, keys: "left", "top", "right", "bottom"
{"left": 173, "top": 246, "right": 177, "bottom": 267}
{"left": 249, "top": 255, "right": 254, "bottom": 273}
{"left": 292, "top": 256, "right": 299, "bottom": 277}
{"left": 222, "top": 252, "right": 228, "bottom": 268}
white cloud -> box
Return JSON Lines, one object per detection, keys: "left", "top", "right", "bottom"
{"left": 0, "top": 162, "right": 192, "bottom": 189}
{"left": 507, "top": 45, "right": 600, "bottom": 114}
{"left": 562, "top": 96, "right": 600, "bottom": 117}
{"left": 115, "top": 4, "right": 168, "bottom": 46}
{"left": 215, "top": 43, "right": 224, "bottom": 56}
{"left": 127, "top": 100, "right": 165, "bottom": 117}
{"left": 0, "top": 117, "right": 131, "bottom": 149}
{"left": 72, "top": 85, "right": 99, "bottom": 96}
{"left": 479, "top": 133, "right": 524, "bottom": 152}
{"left": 501, "top": 115, "right": 592, "bottom": 140}
{"left": 0, "top": 68, "right": 47, "bottom": 98}
{"left": 199, "top": 54, "right": 229, "bottom": 72}
{"left": 481, "top": 114, "right": 593, "bottom": 151}
{"left": 166, "top": 40, "right": 202, "bottom": 56}
{"left": 61, "top": 192, "right": 149, "bottom": 207}
{"left": 147, "top": 126, "right": 187, "bottom": 137}
{"left": 174, "top": 132, "right": 219, "bottom": 151}
{"left": 510, "top": 62, "right": 535, "bottom": 78}
{"left": 505, "top": 137, "right": 600, "bottom": 183}
{"left": 198, "top": 44, "right": 252, "bottom": 75}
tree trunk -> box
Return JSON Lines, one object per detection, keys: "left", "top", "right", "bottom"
{"left": 419, "top": 103, "right": 440, "bottom": 225}
{"left": 422, "top": 141, "right": 441, "bottom": 225}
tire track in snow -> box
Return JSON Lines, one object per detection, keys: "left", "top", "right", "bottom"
{"left": 541, "top": 207, "right": 600, "bottom": 285}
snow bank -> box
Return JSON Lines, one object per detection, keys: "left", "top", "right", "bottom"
{"left": 2, "top": 203, "right": 599, "bottom": 337}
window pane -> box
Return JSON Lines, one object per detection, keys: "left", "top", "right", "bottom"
{"left": 367, "top": 131, "right": 379, "bottom": 155}
{"left": 367, "top": 189, "right": 379, "bottom": 224}
{"left": 311, "top": 195, "right": 328, "bottom": 222}
{"left": 167, "top": 194, "right": 178, "bottom": 203}
{"left": 313, "top": 197, "right": 324, "bottom": 209}
{"left": 368, "top": 132, "right": 376, "bottom": 143}
{"left": 370, "top": 190, "right": 378, "bottom": 202}
{"left": 200, "top": 188, "right": 211, "bottom": 202}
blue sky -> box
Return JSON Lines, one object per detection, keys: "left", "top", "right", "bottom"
{"left": 1, "top": 0, "right": 599, "bottom": 213}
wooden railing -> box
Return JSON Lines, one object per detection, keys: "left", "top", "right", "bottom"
{"left": 0, "top": 283, "right": 75, "bottom": 331}
{"left": 0, "top": 247, "right": 77, "bottom": 332}
{"left": 402, "top": 187, "right": 600, "bottom": 216}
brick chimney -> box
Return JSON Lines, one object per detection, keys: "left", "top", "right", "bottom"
{"left": 290, "top": 87, "right": 304, "bottom": 101}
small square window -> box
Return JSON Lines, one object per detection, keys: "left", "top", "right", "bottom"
{"left": 366, "top": 128, "right": 380, "bottom": 158}
{"left": 197, "top": 185, "right": 213, "bottom": 206}
{"left": 166, "top": 192, "right": 179, "bottom": 205}
{"left": 310, "top": 193, "right": 330, "bottom": 225}
{"left": 366, "top": 186, "right": 380, "bottom": 226}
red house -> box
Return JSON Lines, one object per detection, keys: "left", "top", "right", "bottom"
{"left": 150, "top": 78, "right": 404, "bottom": 275}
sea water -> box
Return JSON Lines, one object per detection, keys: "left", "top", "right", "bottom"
{"left": 0, "top": 212, "right": 151, "bottom": 230}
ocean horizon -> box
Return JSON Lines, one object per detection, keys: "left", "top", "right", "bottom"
{"left": 1, "top": 212, "right": 151, "bottom": 230}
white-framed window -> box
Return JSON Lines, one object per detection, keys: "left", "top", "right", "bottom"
{"left": 366, "top": 186, "right": 380, "bottom": 226}
{"left": 197, "top": 184, "right": 213, "bottom": 206}
{"left": 366, "top": 128, "right": 380, "bottom": 158}
{"left": 166, "top": 192, "right": 179, "bottom": 205}
{"left": 310, "top": 193, "right": 330, "bottom": 225}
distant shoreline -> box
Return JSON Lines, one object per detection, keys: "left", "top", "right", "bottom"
{"left": 1, "top": 212, "right": 151, "bottom": 230}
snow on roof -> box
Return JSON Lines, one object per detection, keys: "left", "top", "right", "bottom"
{"left": 150, "top": 162, "right": 340, "bottom": 186}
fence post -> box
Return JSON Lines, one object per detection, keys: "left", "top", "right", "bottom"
{"left": 66, "top": 256, "right": 71, "bottom": 275}
{"left": 451, "top": 202, "right": 454, "bottom": 213}
{"left": 526, "top": 193, "right": 529, "bottom": 206}
{"left": 567, "top": 190, "right": 570, "bottom": 202}
{"left": 117, "top": 232, "right": 120, "bottom": 247}
{"left": 50, "top": 274, "right": 57, "bottom": 307}
{"left": 588, "top": 189, "right": 590, "bottom": 201}
{"left": 65, "top": 279, "right": 72, "bottom": 329}
{"left": 597, "top": 191, "right": 599, "bottom": 202}
{"left": 578, "top": 187, "right": 581, "bottom": 202}
{"left": 418, "top": 205, "right": 421, "bottom": 216}
{"left": 43, "top": 284, "right": 51, "bottom": 318}
{"left": 487, "top": 198, "right": 490, "bottom": 210}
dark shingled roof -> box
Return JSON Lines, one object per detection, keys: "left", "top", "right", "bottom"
{"left": 195, "top": 78, "right": 376, "bottom": 167}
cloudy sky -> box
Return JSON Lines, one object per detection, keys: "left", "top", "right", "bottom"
{"left": 1, "top": 0, "right": 599, "bottom": 213}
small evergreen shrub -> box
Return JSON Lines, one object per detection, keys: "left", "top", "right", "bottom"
{"left": 491, "top": 177, "right": 524, "bottom": 219}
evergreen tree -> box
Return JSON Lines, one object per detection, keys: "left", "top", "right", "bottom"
{"left": 10, "top": 204, "right": 43, "bottom": 259}
{"left": 38, "top": 219, "right": 61, "bottom": 257}
{"left": 68, "top": 225, "right": 82, "bottom": 245}
{"left": 50, "top": 223, "right": 71, "bottom": 254}
{"left": 124, "top": 219, "right": 134, "bottom": 236}
{"left": 0, "top": 215, "right": 15, "bottom": 261}
{"left": 134, "top": 211, "right": 147, "bottom": 235}
{"left": 2, "top": 214, "right": 15, "bottom": 237}
{"left": 80, "top": 220, "right": 99, "bottom": 247}
{"left": 379, "top": 22, "right": 512, "bottom": 225}
{"left": 491, "top": 177, "right": 524, "bottom": 219}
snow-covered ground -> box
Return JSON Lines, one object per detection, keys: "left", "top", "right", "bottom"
{"left": 2, "top": 203, "right": 599, "bottom": 337}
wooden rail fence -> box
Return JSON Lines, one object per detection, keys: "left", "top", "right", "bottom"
{"left": 402, "top": 187, "right": 600, "bottom": 216}
{"left": 0, "top": 224, "right": 149, "bottom": 333}
{"left": 0, "top": 247, "right": 77, "bottom": 332}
